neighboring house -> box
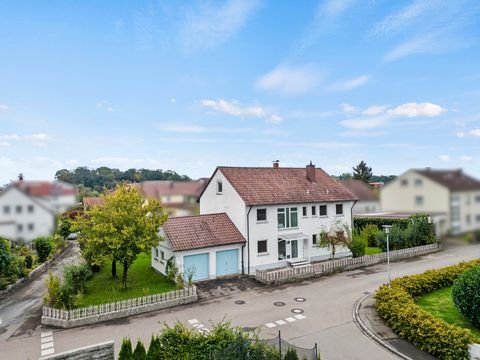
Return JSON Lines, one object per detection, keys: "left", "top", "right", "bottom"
{"left": 381, "top": 168, "right": 480, "bottom": 236}
{"left": 0, "top": 180, "right": 77, "bottom": 242}
{"left": 340, "top": 179, "right": 379, "bottom": 214}
{"left": 136, "top": 180, "right": 206, "bottom": 217}
{"left": 152, "top": 162, "right": 357, "bottom": 281}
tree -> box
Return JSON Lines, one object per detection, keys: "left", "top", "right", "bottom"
{"left": 133, "top": 341, "right": 147, "bottom": 359}
{"left": 33, "top": 237, "right": 54, "bottom": 263}
{"left": 352, "top": 161, "right": 373, "bottom": 183}
{"left": 119, "top": 338, "right": 134, "bottom": 360}
{"left": 73, "top": 184, "right": 167, "bottom": 288}
{"left": 317, "top": 221, "right": 350, "bottom": 260}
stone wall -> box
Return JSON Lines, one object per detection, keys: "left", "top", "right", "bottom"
{"left": 39, "top": 341, "right": 114, "bottom": 360}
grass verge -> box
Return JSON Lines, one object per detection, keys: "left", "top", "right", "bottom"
{"left": 365, "top": 246, "right": 382, "bottom": 255}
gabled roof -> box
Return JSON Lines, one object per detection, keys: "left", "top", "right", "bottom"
{"left": 201, "top": 166, "right": 357, "bottom": 206}
{"left": 135, "top": 180, "right": 206, "bottom": 199}
{"left": 414, "top": 168, "right": 480, "bottom": 192}
{"left": 0, "top": 186, "right": 55, "bottom": 215}
{"left": 340, "top": 179, "right": 378, "bottom": 201}
{"left": 12, "top": 180, "right": 76, "bottom": 197}
{"left": 163, "top": 213, "right": 246, "bottom": 251}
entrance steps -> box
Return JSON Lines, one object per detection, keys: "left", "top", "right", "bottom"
{"left": 288, "top": 258, "right": 310, "bottom": 268}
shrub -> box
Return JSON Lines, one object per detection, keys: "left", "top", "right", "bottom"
{"left": 33, "top": 237, "right": 54, "bottom": 262}
{"left": 133, "top": 341, "right": 147, "bottom": 360}
{"left": 362, "top": 224, "right": 381, "bottom": 247}
{"left": 375, "top": 259, "right": 480, "bottom": 359}
{"left": 284, "top": 347, "right": 299, "bottom": 360}
{"left": 147, "top": 336, "right": 161, "bottom": 360}
{"left": 63, "top": 263, "right": 92, "bottom": 294}
{"left": 354, "top": 217, "right": 410, "bottom": 231}
{"left": 452, "top": 266, "right": 480, "bottom": 329}
{"left": 119, "top": 338, "right": 134, "bottom": 360}
{"left": 24, "top": 254, "right": 33, "bottom": 269}
{"left": 349, "top": 231, "right": 367, "bottom": 258}
{"left": 44, "top": 272, "right": 61, "bottom": 307}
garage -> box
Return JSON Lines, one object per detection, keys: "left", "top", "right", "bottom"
{"left": 183, "top": 253, "right": 209, "bottom": 281}
{"left": 216, "top": 249, "right": 239, "bottom": 277}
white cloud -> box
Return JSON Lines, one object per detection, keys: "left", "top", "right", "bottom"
{"left": 340, "top": 103, "right": 359, "bottom": 114}
{"left": 0, "top": 141, "right": 10, "bottom": 147}
{"left": 255, "top": 65, "right": 322, "bottom": 95}
{"left": 362, "top": 105, "right": 387, "bottom": 116}
{"left": 460, "top": 155, "right": 473, "bottom": 162}
{"left": 384, "top": 34, "right": 437, "bottom": 62}
{"left": 170, "top": 98, "right": 176, "bottom": 103}
{"left": 0, "top": 133, "right": 50, "bottom": 145}
{"left": 469, "top": 129, "right": 480, "bottom": 137}
{"left": 200, "top": 99, "right": 283, "bottom": 124}
{"left": 180, "top": 0, "right": 260, "bottom": 51}
{"left": 456, "top": 131, "right": 466, "bottom": 138}
{"left": 328, "top": 75, "right": 370, "bottom": 92}
{"left": 0, "top": 104, "right": 8, "bottom": 111}
{"left": 97, "top": 100, "right": 115, "bottom": 112}
{"left": 387, "top": 102, "right": 446, "bottom": 117}
{"left": 321, "top": 0, "right": 356, "bottom": 17}
{"left": 439, "top": 155, "right": 451, "bottom": 162}
{"left": 340, "top": 102, "right": 446, "bottom": 129}
{"left": 157, "top": 123, "right": 251, "bottom": 134}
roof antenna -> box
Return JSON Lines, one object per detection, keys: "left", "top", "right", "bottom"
{"left": 18, "top": 173, "right": 24, "bottom": 181}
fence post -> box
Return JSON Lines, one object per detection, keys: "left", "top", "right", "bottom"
{"left": 278, "top": 330, "right": 282, "bottom": 360}
{"left": 314, "top": 342, "right": 318, "bottom": 359}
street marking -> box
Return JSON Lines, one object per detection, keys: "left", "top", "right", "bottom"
{"left": 40, "top": 331, "right": 55, "bottom": 357}
{"left": 41, "top": 348, "right": 55, "bottom": 356}
{"left": 41, "top": 336, "right": 53, "bottom": 344}
{"left": 265, "top": 315, "right": 307, "bottom": 328}
{"left": 275, "top": 320, "right": 287, "bottom": 325}
{"left": 265, "top": 322, "right": 277, "bottom": 328}
{"left": 41, "top": 331, "right": 53, "bottom": 338}
{"left": 285, "top": 317, "right": 296, "bottom": 322}
{"left": 294, "top": 314, "right": 307, "bottom": 320}
{"left": 187, "top": 319, "right": 198, "bottom": 325}
{"left": 41, "top": 342, "right": 54, "bottom": 350}
{"left": 187, "top": 319, "right": 209, "bottom": 334}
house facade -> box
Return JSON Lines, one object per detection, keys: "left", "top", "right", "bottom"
{"left": 340, "top": 179, "right": 379, "bottom": 214}
{"left": 152, "top": 163, "right": 357, "bottom": 281}
{"left": 381, "top": 168, "right": 480, "bottom": 236}
{"left": 0, "top": 181, "right": 77, "bottom": 242}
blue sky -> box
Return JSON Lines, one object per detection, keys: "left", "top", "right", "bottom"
{"left": 1, "top": 0, "right": 480, "bottom": 183}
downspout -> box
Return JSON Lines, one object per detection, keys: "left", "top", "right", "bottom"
{"left": 351, "top": 200, "right": 358, "bottom": 230}
{"left": 246, "top": 206, "right": 253, "bottom": 275}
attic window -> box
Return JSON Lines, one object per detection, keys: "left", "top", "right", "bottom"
{"left": 217, "top": 180, "right": 223, "bottom": 194}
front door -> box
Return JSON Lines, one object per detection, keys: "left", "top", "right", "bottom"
{"left": 278, "top": 239, "right": 298, "bottom": 260}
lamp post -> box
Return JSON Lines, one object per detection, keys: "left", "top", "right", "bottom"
{"left": 382, "top": 225, "right": 392, "bottom": 287}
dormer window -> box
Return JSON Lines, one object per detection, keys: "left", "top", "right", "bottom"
{"left": 217, "top": 180, "right": 223, "bottom": 194}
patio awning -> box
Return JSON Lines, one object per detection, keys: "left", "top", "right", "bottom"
{"left": 278, "top": 232, "right": 309, "bottom": 241}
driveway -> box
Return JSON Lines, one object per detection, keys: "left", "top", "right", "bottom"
{"left": 1, "top": 242, "right": 478, "bottom": 360}
{"left": 0, "top": 242, "right": 80, "bottom": 343}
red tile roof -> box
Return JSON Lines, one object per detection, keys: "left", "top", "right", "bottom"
{"left": 414, "top": 169, "right": 480, "bottom": 191}
{"left": 163, "top": 213, "right": 246, "bottom": 251}
{"left": 207, "top": 166, "right": 357, "bottom": 206}
{"left": 13, "top": 181, "right": 76, "bottom": 197}
{"left": 340, "top": 179, "right": 378, "bottom": 201}
{"left": 136, "top": 180, "right": 205, "bottom": 200}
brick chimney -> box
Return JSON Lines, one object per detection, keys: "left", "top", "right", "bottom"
{"left": 306, "top": 161, "right": 315, "bottom": 182}
{"left": 273, "top": 160, "right": 279, "bottom": 169}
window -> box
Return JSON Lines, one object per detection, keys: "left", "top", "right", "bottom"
{"left": 17, "top": 224, "right": 23, "bottom": 232}
{"left": 257, "top": 240, "right": 267, "bottom": 254}
{"left": 3, "top": 205, "right": 10, "bottom": 214}
{"left": 27, "top": 223, "right": 34, "bottom": 231}
{"left": 16, "top": 205, "right": 22, "bottom": 214}
{"left": 160, "top": 250, "right": 165, "bottom": 260}
{"left": 302, "top": 206, "right": 307, "bottom": 217}
{"left": 27, "top": 205, "right": 34, "bottom": 213}
{"left": 414, "top": 178, "right": 423, "bottom": 187}
{"left": 466, "top": 195, "right": 471, "bottom": 205}
{"left": 257, "top": 208, "right": 267, "bottom": 222}
{"left": 312, "top": 234, "right": 317, "bottom": 245}
{"left": 466, "top": 214, "right": 471, "bottom": 225}
{"left": 319, "top": 205, "right": 327, "bottom": 216}
{"left": 475, "top": 195, "right": 480, "bottom": 204}
{"left": 476, "top": 214, "right": 480, "bottom": 223}
{"left": 277, "top": 207, "right": 298, "bottom": 229}
{"left": 415, "top": 196, "right": 424, "bottom": 206}
{"left": 154, "top": 248, "right": 159, "bottom": 258}
{"left": 311, "top": 206, "right": 316, "bottom": 216}
{"left": 217, "top": 180, "right": 223, "bottom": 194}
{"left": 401, "top": 179, "right": 408, "bottom": 186}
{"left": 336, "top": 204, "right": 343, "bottom": 215}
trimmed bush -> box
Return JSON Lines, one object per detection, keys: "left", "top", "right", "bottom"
{"left": 349, "top": 231, "right": 367, "bottom": 258}
{"left": 452, "top": 266, "right": 480, "bottom": 329}
{"left": 375, "top": 259, "right": 480, "bottom": 359}
{"left": 119, "top": 338, "right": 133, "bottom": 360}
{"left": 354, "top": 217, "right": 410, "bottom": 231}
{"left": 284, "top": 347, "right": 299, "bottom": 360}
{"left": 133, "top": 341, "right": 147, "bottom": 359}
{"left": 33, "top": 237, "right": 53, "bottom": 263}
{"left": 24, "top": 254, "right": 33, "bottom": 269}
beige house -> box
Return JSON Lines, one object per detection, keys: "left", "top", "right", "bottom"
{"left": 381, "top": 168, "right": 480, "bottom": 236}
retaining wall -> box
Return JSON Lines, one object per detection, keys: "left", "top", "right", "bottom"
{"left": 38, "top": 340, "right": 114, "bottom": 360}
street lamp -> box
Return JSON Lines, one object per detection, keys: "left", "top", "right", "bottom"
{"left": 382, "top": 225, "right": 392, "bottom": 287}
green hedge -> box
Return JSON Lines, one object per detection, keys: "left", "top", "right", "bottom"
{"left": 375, "top": 259, "right": 480, "bottom": 359}
{"left": 353, "top": 217, "right": 410, "bottom": 231}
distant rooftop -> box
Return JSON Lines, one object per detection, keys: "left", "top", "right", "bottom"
{"left": 340, "top": 179, "right": 378, "bottom": 201}
{"left": 12, "top": 180, "right": 76, "bottom": 197}
{"left": 414, "top": 168, "right": 480, "bottom": 192}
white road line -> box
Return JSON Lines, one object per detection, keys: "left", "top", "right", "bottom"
{"left": 41, "top": 331, "right": 53, "bottom": 338}
{"left": 265, "top": 322, "right": 277, "bottom": 328}
{"left": 41, "top": 336, "right": 53, "bottom": 344}
{"left": 41, "top": 342, "right": 54, "bottom": 350}
{"left": 40, "top": 331, "right": 55, "bottom": 357}
{"left": 294, "top": 314, "right": 307, "bottom": 320}
{"left": 187, "top": 319, "right": 199, "bottom": 325}
{"left": 41, "top": 348, "right": 55, "bottom": 356}
{"left": 285, "top": 317, "right": 296, "bottom": 322}
{"left": 275, "top": 320, "right": 287, "bottom": 325}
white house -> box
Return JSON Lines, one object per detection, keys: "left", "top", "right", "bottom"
{"left": 0, "top": 181, "right": 77, "bottom": 242}
{"left": 381, "top": 168, "right": 480, "bottom": 236}
{"left": 340, "top": 179, "right": 380, "bottom": 214}
{"left": 152, "top": 162, "right": 357, "bottom": 281}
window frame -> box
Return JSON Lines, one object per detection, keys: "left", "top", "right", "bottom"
{"left": 256, "top": 208, "right": 267, "bottom": 222}
{"left": 312, "top": 234, "right": 317, "bottom": 245}
{"left": 401, "top": 179, "right": 408, "bottom": 187}
{"left": 277, "top": 207, "right": 299, "bottom": 229}
{"left": 3, "top": 205, "right": 10, "bottom": 214}
{"left": 302, "top": 206, "right": 307, "bottom": 217}
{"left": 216, "top": 180, "right": 223, "bottom": 194}
{"left": 415, "top": 195, "right": 424, "bottom": 206}
{"left": 257, "top": 240, "right": 268, "bottom": 255}
{"left": 311, "top": 206, "right": 316, "bottom": 216}
{"left": 15, "top": 205, "right": 22, "bottom": 214}
{"left": 27, "top": 205, "right": 34, "bottom": 213}
{"left": 335, "top": 204, "right": 343, "bottom": 215}
{"left": 319, "top": 205, "right": 327, "bottom": 216}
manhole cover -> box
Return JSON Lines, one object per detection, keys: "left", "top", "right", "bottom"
{"left": 235, "top": 300, "right": 246, "bottom": 305}
{"left": 294, "top": 297, "right": 306, "bottom": 302}
{"left": 273, "top": 301, "right": 286, "bottom": 307}
{"left": 291, "top": 308, "right": 304, "bottom": 314}
{"left": 363, "top": 291, "right": 370, "bottom": 295}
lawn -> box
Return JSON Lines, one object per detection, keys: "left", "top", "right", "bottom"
{"left": 76, "top": 252, "right": 176, "bottom": 307}
{"left": 416, "top": 286, "right": 480, "bottom": 339}
{"left": 365, "top": 246, "right": 382, "bottom": 255}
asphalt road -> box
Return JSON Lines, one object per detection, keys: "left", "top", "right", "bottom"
{"left": 1, "top": 241, "right": 478, "bottom": 360}
{"left": 0, "top": 243, "right": 80, "bottom": 344}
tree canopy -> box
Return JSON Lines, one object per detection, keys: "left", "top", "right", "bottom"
{"left": 352, "top": 161, "right": 373, "bottom": 182}
{"left": 73, "top": 184, "right": 167, "bottom": 287}
{"left": 55, "top": 166, "right": 191, "bottom": 191}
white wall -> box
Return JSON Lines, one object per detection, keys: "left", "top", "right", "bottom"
{"left": 353, "top": 200, "right": 380, "bottom": 214}
{"left": 37, "top": 194, "right": 77, "bottom": 214}
{"left": 0, "top": 187, "right": 55, "bottom": 242}
{"left": 451, "top": 190, "right": 480, "bottom": 234}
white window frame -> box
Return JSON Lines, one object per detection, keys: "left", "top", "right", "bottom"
{"left": 277, "top": 207, "right": 298, "bottom": 229}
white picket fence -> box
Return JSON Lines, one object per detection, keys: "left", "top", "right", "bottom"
{"left": 42, "top": 286, "right": 197, "bottom": 321}
{"left": 256, "top": 243, "right": 440, "bottom": 284}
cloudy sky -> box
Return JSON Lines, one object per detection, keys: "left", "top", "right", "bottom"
{"left": 1, "top": 0, "right": 480, "bottom": 183}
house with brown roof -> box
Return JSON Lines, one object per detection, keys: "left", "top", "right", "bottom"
{"left": 152, "top": 162, "right": 357, "bottom": 280}
{"left": 340, "top": 179, "right": 379, "bottom": 214}
{"left": 381, "top": 168, "right": 480, "bottom": 236}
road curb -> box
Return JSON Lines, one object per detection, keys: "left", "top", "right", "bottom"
{"left": 352, "top": 293, "right": 415, "bottom": 360}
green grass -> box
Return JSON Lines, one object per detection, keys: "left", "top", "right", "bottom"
{"left": 416, "top": 286, "right": 480, "bottom": 339}
{"left": 365, "top": 246, "right": 382, "bottom": 255}
{"left": 76, "top": 252, "right": 176, "bottom": 307}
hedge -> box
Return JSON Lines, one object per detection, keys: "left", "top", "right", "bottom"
{"left": 353, "top": 217, "right": 410, "bottom": 231}
{"left": 375, "top": 259, "right": 480, "bottom": 360}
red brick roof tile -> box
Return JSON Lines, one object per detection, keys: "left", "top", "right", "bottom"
{"left": 163, "top": 213, "right": 246, "bottom": 251}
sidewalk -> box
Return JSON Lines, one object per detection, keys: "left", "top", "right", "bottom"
{"left": 354, "top": 293, "right": 437, "bottom": 360}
